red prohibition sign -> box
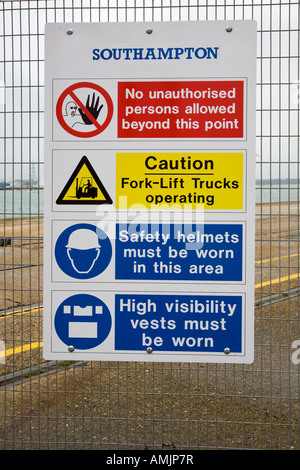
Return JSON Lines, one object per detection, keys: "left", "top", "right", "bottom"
{"left": 56, "top": 82, "right": 114, "bottom": 138}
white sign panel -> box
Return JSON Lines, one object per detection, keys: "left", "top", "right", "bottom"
{"left": 43, "top": 20, "right": 256, "bottom": 363}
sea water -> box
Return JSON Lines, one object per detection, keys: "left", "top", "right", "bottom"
{"left": 0, "top": 185, "right": 299, "bottom": 218}
{"left": 0, "top": 189, "right": 43, "bottom": 218}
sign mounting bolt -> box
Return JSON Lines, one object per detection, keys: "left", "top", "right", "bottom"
{"left": 146, "top": 28, "right": 153, "bottom": 34}
{"left": 66, "top": 29, "right": 73, "bottom": 35}
{"left": 224, "top": 347, "right": 231, "bottom": 355}
{"left": 146, "top": 347, "right": 153, "bottom": 354}
{"left": 226, "top": 26, "right": 233, "bottom": 32}
{"left": 68, "top": 345, "right": 75, "bottom": 352}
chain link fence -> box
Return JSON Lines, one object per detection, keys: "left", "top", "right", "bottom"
{"left": 0, "top": 0, "right": 299, "bottom": 450}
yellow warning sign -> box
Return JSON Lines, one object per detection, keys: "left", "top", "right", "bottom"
{"left": 116, "top": 152, "right": 244, "bottom": 210}
{"left": 56, "top": 156, "right": 112, "bottom": 205}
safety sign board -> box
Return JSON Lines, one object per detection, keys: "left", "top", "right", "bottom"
{"left": 55, "top": 81, "right": 114, "bottom": 138}
{"left": 114, "top": 293, "right": 244, "bottom": 354}
{"left": 54, "top": 293, "right": 112, "bottom": 351}
{"left": 118, "top": 80, "right": 245, "bottom": 139}
{"left": 52, "top": 150, "right": 244, "bottom": 212}
{"left": 115, "top": 222, "right": 244, "bottom": 282}
{"left": 54, "top": 222, "right": 113, "bottom": 280}
{"left": 51, "top": 219, "right": 245, "bottom": 284}
{"left": 44, "top": 20, "right": 256, "bottom": 363}
{"left": 50, "top": 291, "right": 245, "bottom": 361}
{"left": 116, "top": 151, "right": 245, "bottom": 210}
{"left": 56, "top": 155, "right": 113, "bottom": 205}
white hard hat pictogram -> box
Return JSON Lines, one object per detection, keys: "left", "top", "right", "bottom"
{"left": 65, "top": 228, "right": 101, "bottom": 250}
{"left": 66, "top": 228, "right": 101, "bottom": 274}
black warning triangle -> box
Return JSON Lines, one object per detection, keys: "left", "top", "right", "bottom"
{"left": 56, "top": 155, "right": 113, "bottom": 205}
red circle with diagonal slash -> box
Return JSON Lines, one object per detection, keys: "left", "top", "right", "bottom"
{"left": 56, "top": 82, "right": 114, "bottom": 138}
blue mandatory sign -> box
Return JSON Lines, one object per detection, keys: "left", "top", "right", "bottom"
{"left": 54, "top": 293, "right": 112, "bottom": 350}
{"left": 115, "top": 223, "right": 243, "bottom": 282}
{"left": 55, "top": 223, "right": 112, "bottom": 279}
{"left": 115, "top": 294, "right": 243, "bottom": 353}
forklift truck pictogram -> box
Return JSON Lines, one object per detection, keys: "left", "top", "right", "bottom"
{"left": 75, "top": 177, "right": 98, "bottom": 199}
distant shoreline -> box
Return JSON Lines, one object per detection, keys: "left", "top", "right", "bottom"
{"left": 0, "top": 181, "right": 298, "bottom": 189}
{"left": 0, "top": 200, "right": 298, "bottom": 221}
{"left": 0, "top": 187, "right": 43, "bottom": 191}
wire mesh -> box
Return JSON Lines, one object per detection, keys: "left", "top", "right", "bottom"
{"left": 0, "top": 0, "right": 299, "bottom": 450}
